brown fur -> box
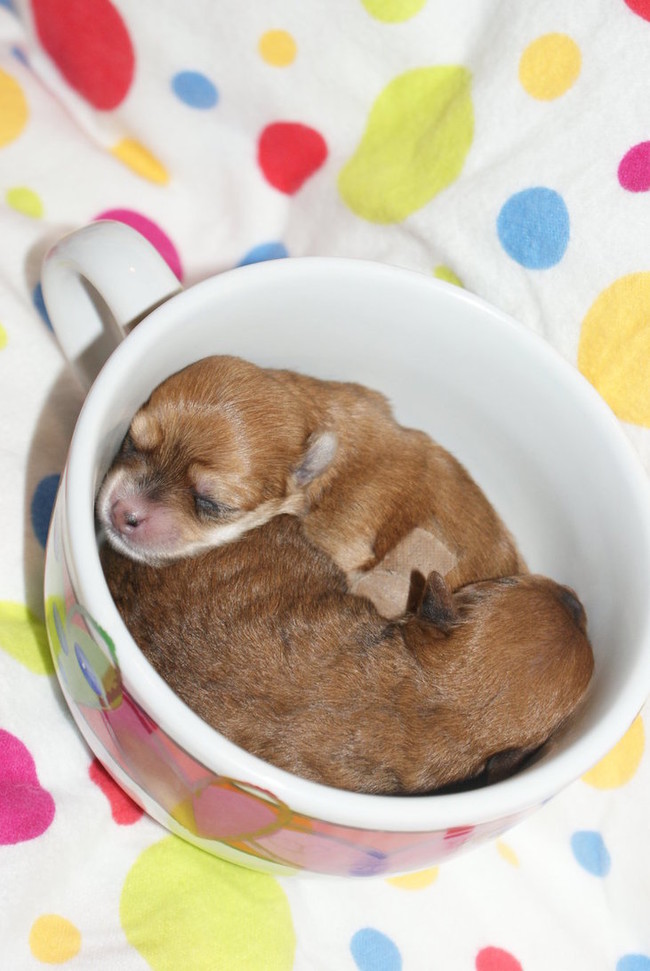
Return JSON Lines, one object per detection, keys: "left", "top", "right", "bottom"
{"left": 100, "top": 516, "right": 593, "bottom": 795}
{"left": 97, "top": 356, "right": 524, "bottom": 607}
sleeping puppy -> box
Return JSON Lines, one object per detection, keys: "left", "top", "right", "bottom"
{"left": 97, "top": 356, "right": 524, "bottom": 613}
{"left": 100, "top": 516, "right": 593, "bottom": 795}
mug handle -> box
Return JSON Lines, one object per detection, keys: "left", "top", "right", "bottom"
{"left": 41, "top": 221, "right": 182, "bottom": 389}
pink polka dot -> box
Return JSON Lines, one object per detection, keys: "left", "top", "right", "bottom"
{"left": 623, "top": 0, "right": 650, "bottom": 21}
{"left": 32, "top": 0, "right": 134, "bottom": 110}
{"left": 0, "top": 729, "right": 55, "bottom": 844}
{"left": 618, "top": 141, "right": 650, "bottom": 192}
{"left": 94, "top": 208, "right": 183, "bottom": 280}
{"left": 476, "top": 946, "right": 523, "bottom": 971}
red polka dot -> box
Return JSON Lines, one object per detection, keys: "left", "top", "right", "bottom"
{"left": 618, "top": 141, "right": 650, "bottom": 192}
{"left": 94, "top": 208, "right": 183, "bottom": 280}
{"left": 89, "top": 758, "right": 143, "bottom": 825}
{"left": 32, "top": 0, "right": 135, "bottom": 110}
{"left": 476, "top": 946, "right": 523, "bottom": 971}
{"left": 624, "top": 0, "right": 650, "bottom": 19}
{"left": 258, "top": 122, "right": 328, "bottom": 194}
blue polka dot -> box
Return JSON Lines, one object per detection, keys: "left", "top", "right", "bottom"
{"left": 497, "top": 187, "right": 569, "bottom": 269}
{"left": 31, "top": 474, "right": 60, "bottom": 548}
{"left": 570, "top": 830, "right": 611, "bottom": 877}
{"left": 33, "top": 282, "right": 53, "bottom": 331}
{"left": 0, "top": 0, "right": 16, "bottom": 11}
{"left": 617, "top": 956, "right": 650, "bottom": 971}
{"left": 171, "top": 71, "right": 218, "bottom": 109}
{"left": 350, "top": 928, "right": 402, "bottom": 971}
{"left": 238, "top": 241, "right": 289, "bottom": 266}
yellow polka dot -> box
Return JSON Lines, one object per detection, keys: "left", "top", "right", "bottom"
{"left": 434, "top": 265, "right": 463, "bottom": 287}
{"left": 578, "top": 272, "right": 650, "bottom": 427}
{"left": 0, "top": 68, "right": 28, "bottom": 146}
{"left": 29, "top": 915, "right": 81, "bottom": 964}
{"left": 120, "top": 836, "right": 295, "bottom": 970}
{"left": 111, "top": 138, "right": 169, "bottom": 185}
{"left": 496, "top": 840, "right": 520, "bottom": 867}
{"left": 0, "top": 601, "right": 53, "bottom": 675}
{"left": 582, "top": 716, "right": 645, "bottom": 789}
{"left": 387, "top": 865, "right": 439, "bottom": 889}
{"left": 519, "top": 33, "right": 581, "bottom": 100}
{"left": 0, "top": 324, "right": 7, "bottom": 349}
{"left": 258, "top": 30, "right": 297, "bottom": 67}
{"left": 361, "top": 0, "right": 427, "bottom": 22}
{"left": 6, "top": 185, "right": 43, "bottom": 218}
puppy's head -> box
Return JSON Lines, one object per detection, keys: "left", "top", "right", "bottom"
{"left": 410, "top": 571, "right": 594, "bottom": 787}
{"left": 96, "top": 357, "right": 338, "bottom": 564}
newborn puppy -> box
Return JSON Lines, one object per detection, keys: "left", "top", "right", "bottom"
{"left": 100, "top": 516, "right": 593, "bottom": 795}
{"left": 97, "top": 356, "right": 524, "bottom": 612}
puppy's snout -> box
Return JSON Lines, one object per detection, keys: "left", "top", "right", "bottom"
{"left": 558, "top": 585, "right": 587, "bottom": 633}
{"left": 110, "top": 497, "right": 148, "bottom": 535}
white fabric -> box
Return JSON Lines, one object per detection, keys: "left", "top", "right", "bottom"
{"left": 1, "top": 1, "right": 649, "bottom": 968}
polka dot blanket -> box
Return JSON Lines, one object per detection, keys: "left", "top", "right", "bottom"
{"left": 1, "top": 1, "right": 649, "bottom": 968}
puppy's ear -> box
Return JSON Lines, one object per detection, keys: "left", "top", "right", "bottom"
{"left": 416, "top": 571, "right": 458, "bottom": 632}
{"left": 293, "top": 431, "right": 338, "bottom": 486}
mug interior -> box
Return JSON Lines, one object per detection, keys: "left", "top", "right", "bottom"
{"left": 63, "top": 257, "right": 650, "bottom": 830}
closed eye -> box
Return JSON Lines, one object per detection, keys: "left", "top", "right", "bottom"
{"left": 193, "top": 493, "right": 234, "bottom": 519}
{"left": 119, "top": 432, "right": 139, "bottom": 459}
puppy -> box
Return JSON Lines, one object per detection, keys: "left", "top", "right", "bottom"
{"left": 100, "top": 516, "right": 593, "bottom": 795}
{"left": 97, "top": 356, "right": 524, "bottom": 614}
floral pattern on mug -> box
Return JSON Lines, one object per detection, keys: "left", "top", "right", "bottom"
{"left": 45, "top": 499, "right": 122, "bottom": 711}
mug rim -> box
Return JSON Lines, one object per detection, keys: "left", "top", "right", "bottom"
{"left": 59, "top": 255, "right": 650, "bottom": 832}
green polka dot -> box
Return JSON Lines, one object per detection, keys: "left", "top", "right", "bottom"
{"left": 361, "top": 0, "right": 427, "bottom": 22}
{"left": 433, "top": 265, "right": 463, "bottom": 287}
{"left": 338, "top": 65, "right": 473, "bottom": 223}
{"left": 0, "top": 324, "right": 7, "bottom": 349}
{"left": 0, "top": 601, "right": 54, "bottom": 675}
{"left": 120, "top": 836, "right": 295, "bottom": 971}
{"left": 6, "top": 186, "right": 43, "bottom": 218}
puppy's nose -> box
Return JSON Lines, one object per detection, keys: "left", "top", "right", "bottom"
{"left": 110, "top": 498, "right": 147, "bottom": 534}
{"left": 558, "top": 585, "right": 587, "bottom": 633}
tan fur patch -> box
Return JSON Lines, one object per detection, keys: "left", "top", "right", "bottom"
{"left": 351, "top": 528, "right": 457, "bottom": 618}
{"left": 130, "top": 411, "right": 163, "bottom": 450}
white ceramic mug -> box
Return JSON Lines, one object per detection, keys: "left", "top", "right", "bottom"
{"left": 41, "top": 220, "right": 650, "bottom": 876}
